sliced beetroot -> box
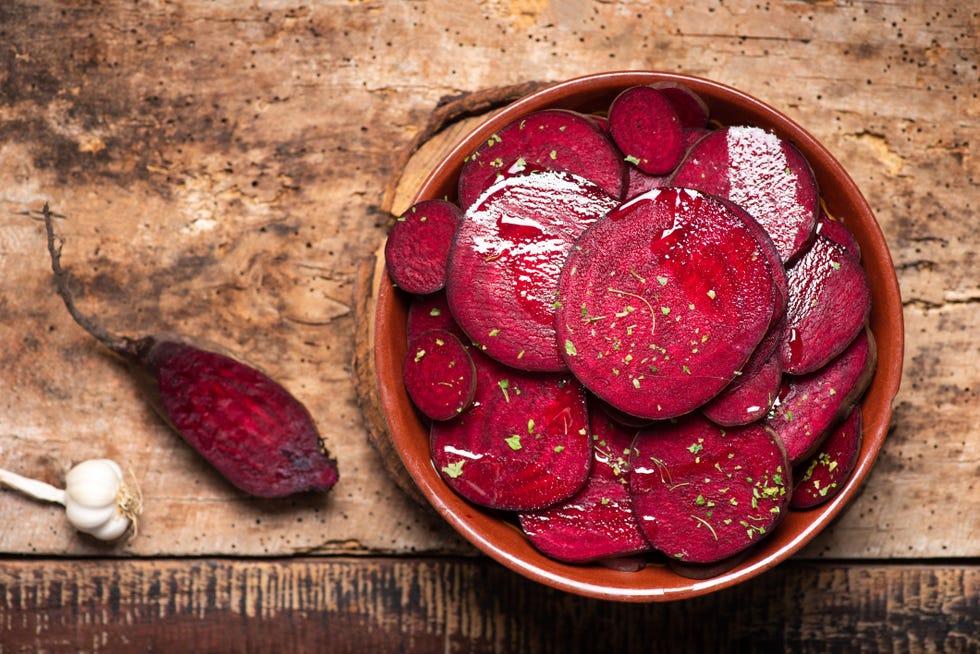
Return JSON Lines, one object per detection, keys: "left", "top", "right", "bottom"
{"left": 430, "top": 350, "right": 592, "bottom": 511}
{"left": 768, "top": 327, "right": 877, "bottom": 464}
{"left": 650, "top": 81, "right": 710, "bottom": 128}
{"left": 457, "top": 109, "right": 627, "bottom": 209}
{"left": 607, "top": 86, "right": 686, "bottom": 176}
{"left": 624, "top": 165, "right": 669, "bottom": 200}
{"left": 719, "top": 197, "right": 789, "bottom": 323}
{"left": 630, "top": 414, "right": 791, "bottom": 564}
{"left": 406, "top": 291, "right": 467, "bottom": 343}
{"left": 555, "top": 187, "right": 777, "bottom": 420}
{"left": 403, "top": 329, "right": 477, "bottom": 421}
{"left": 780, "top": 234, "right": 871, "bottom": 375}
{"left": 518, "top": 404, "right": 650, "bottom": 564}
{"left": 669, "top": 549, "right": 751, "bottom": 580}
{"left": 702, "top": 314, "right": 784, "bottom": 426}
{"left": 791, "top": 406, "right": 863, "bottom": 509}
{"left": 683, "top": 127, "right": 712, "bottom": 153}
{"left": 518, "top": 476, "right": 649, "bottom": 563}
{"left": 670, "top": 125, "right": 818, "bottom": 263}
{"left": 384, "top": 199, "right": 462, "bottom": 295}
{"left": 815, "top": 207, "right": 862, "bottom": 262}
{"left": 446, "top": 169, "right": 619, "bottom": 372}
{"left": 702, "top": 345, "right": 783, "bottom": 427}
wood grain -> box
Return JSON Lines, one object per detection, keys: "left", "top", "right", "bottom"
{"left": 0, "top": 0, "right": 976, "bottom": 561}
{"left": 0, "top": 559, "right": 976, "bottom": 653}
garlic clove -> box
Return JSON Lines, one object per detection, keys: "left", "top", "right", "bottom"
{"left": 65, "top": 502, "right": 117, "bottom": 530}
{"left": 87, "top": 512, "right": 132, "bottom": 541}
{"left": 65, "top": 459, "right": 123, "bottom": 508}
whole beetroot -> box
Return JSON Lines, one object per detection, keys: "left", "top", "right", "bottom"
{"left": 43, "top": 207, "right": 338, "bottom": 498}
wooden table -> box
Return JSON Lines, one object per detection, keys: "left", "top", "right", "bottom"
{"left": 0, "top": 1, "right": 976, "bottom": 651}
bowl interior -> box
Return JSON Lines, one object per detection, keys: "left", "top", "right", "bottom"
{"left": 375, "top": 71, "right": 904, "bottom": 601}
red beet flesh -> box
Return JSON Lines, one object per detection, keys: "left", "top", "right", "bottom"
{"left": 702, "top": 346, "right": 783, "bottom": 427}
{"left": 791, "top": 406, "right": 863, "bottom": 509}
{"left": 384, "top": 199, "right": 462, "bottom": 295}
{"left": 650, "top": 82, "right": 711, "bottom": 129}
{"left": 403, "top": 329, "right": 477, "bottom": 421}
{"left": 780, "top": 235, "right": 871, "bottom": 375}
{"left": 430, "top": 350, "right": 592, "bottom": 511}
{"left": 456, "top": 108, "right": 627, "bottom": 210}
{"left": 670, "top": 125, "right": 819, "bottom": 263}
{"left": 518, "top": 404, "right": 651, "bottom": 563}
{"left": 768, "top": 328, "right": 877, "bottom": 463}
{"left": 446, "top": 170, "right": 619, "bottom": 371}
{"left": 630, "top": 414, "right": 791, "bottom": 564}
{"left": 608, "top": 86, "right": 686, "bottom": 176}
{"left": 555, "top": 187, "right": 777, "bottom": 420}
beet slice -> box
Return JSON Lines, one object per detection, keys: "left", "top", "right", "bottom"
{"left": 555, "top": 187, "right": 777, "bottom": 420}
{"left": 702, "top": 314, "right": 784, "bottom": 426}
{"left": 607, "top": 86, "right": 686, "bottom": 176}
{"left": 815, "top": 206, "right": 862, "bottom": 262}
{"left": 780, "top": 234, "right": 871, "bottom": 375}
{"left": 630, "top": 414, "right": 791, "bottom": 564}
{"left": 702, "top": 345, "right": 783, "bottom": 427}
{"left": 457, "top": 109, "right": 628, "bottom": 209}
{"left": 430, "top": 350, "right": 592, "bottom": 511}
{"left": 791, "top": 406, "right": 863, "bottom": 509}
{"left": 446, "top": 169, "right": 619, "bottom": 372}
{"left": 518, "top": 403, "right": 650, "bottom": 564}
{"left": 668, "top": 549, "right": 752, "bottom": 580}
{"left": 624, "top": 164, "right": 669, "bottom": 200}
{"left": 768, "top": 327, "right": 877, "bottom": 463}
{"left": 403, "top": 329, "right": 477, "bottom": 421}
{"left": 384, "top": 199, "right": 462, "bottom": 295}
{"left": 719, "top": 197, "right": 789, "bottom": 324}
{"left": 650, "top": 82, "right": 710, "bottom": 129}
{"left": 670, "top": 125, "right": 818, "bottom": 263}
{"left": 406, "top": 291, "right": 466, "bottom": 341}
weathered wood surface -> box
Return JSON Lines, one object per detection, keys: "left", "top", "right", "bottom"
{"left": 0, "top": 559, "right": 977, "bottom": 654}
{"left": 0, "top": 0, "right": 976, "bottom": 564}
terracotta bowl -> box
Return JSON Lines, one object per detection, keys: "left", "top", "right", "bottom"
{"left": 374, "top": 71, "right": 904, "bottom": 602}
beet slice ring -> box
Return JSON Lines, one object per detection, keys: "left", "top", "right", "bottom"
{"left": 630, "top": 414, "right": 791, "bottom": 564}
{"left": 402, "top": 329, "right": 477, "bottom": 421}
{"left": 555, "top": 187, "right": 777, "bottom": 421}
{"left": 430, "top": 349, "right": 592, "bottom": 511}
{"left": 446, "top": 169, "right": 619, "bottom": 372}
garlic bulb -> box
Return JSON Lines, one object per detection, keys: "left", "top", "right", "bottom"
{"left": 0, "top": 458, "right": 141, "bottom": 541}
{"left": 64, "top": 459, "right": 140, "bottom": 540}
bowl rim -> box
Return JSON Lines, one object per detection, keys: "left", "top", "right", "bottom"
{"left": 375, "top": 70, "right": 904, "bottom": 602}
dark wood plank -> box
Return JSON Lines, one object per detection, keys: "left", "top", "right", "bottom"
{"left": 0, "top": 558, "right": 976, "bottom": 653}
